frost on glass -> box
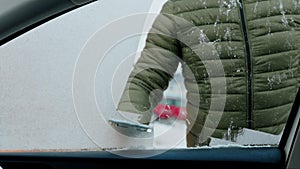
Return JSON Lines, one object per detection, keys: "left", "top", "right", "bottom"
{"left": 1, "top": 0, "right": 299, "bottom": 154}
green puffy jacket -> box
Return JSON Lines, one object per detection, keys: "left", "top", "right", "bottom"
{"left": 118, "top": 0, "right": 300, "bottom": 147}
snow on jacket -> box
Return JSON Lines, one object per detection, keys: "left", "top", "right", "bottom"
{"left": 117, "top": 0, "right": 300, "bottom": 147}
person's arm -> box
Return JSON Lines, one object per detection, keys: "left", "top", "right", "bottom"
{"left": 117, "top": 0, "right": 181, "bottom": 124}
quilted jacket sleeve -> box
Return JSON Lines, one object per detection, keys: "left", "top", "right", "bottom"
{"left": 117, "top": 0, "right": 181, "bottom": 124}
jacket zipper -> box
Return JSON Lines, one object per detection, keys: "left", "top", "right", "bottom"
{"left": 238, "top": 0, "right": 253, "bottom": 129}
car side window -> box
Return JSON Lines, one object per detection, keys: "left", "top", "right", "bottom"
{"left": 0, "top": 0, "right": 299, "bottom": 155}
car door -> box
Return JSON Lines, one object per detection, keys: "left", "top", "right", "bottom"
{"left": 0, "top": 0, "right": 299, "bottom": 169}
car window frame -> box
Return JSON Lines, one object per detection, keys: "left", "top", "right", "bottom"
{"left": 0, "top": 1, "right": 299, "bottom": 169}
{"left": 0, "top": 0, "right": 96, "bottom": 46}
